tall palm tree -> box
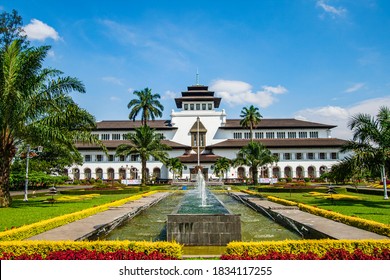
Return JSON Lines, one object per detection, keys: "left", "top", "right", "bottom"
{"left": 116, "top": 125, "right": 171, "bottom": 187}
{"left": 240, "top": 105, "right": 262, "bottom": 141}
{"left": 128, "top": 88, "right": 164, "bottom": 126}
{"left": 0, "top": 40, "right": 98, "bottom": 207}
{"left": 233, "top": 141, "right": 277, "bottom": 185}
{"left": 165, "top": 157, "right": 184, "bottom": 181}
{"left": 341, "top": 106, "right": 390, "bottom": 199}
{"left": 213, "top": 157, "right": 231, "bottom": 181}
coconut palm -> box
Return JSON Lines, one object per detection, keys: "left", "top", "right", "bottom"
{"left": 0, "top": 40, "right": 98, "bottom": 207}
{"left": 165, "top": 157, "right": 184, "bottom": 181}
{"left": 128, "top": 88, "right": 164, "bottom": 126}
{"left": 240, "top": 105, "right": 262, "bottom": 141}
{"left": 116, "top": 125, "right": 171, "bottom": 187}
{"left": 341, "top": 106, "right": 390, "bottom": 199}
{"left": 233, "top": 141, "right": 277, "bottom": 185}
{"left": 213, "top": 157, "right": 231, "bottom": 181}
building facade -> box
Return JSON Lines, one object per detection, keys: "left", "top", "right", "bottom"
{"left": 70, "top": 83, "right": 348, "bottom": 183}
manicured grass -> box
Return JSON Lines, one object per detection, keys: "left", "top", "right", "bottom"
{"left": 259, "top": 188, "right": 390, "bottom": 225}
{"left": 0, "top": 193, "right": 134, "bottom": 231}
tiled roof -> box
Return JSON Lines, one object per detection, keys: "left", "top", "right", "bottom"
{"left": 75, "top": 140, "right": 190, "bottom": 150}
{"left": 208, "top": 138, "right": 347, "bottom": 149}
{"left": 176, "top": 153, "right": 221, "bottom": 163}
{"left": 95, "top": 120, "right": 175, "bottom": 130}
{"left": 221, "top": 118, "right": 336, "bottom": 129}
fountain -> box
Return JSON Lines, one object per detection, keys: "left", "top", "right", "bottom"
{"left": 166, "top": 170, "right": 241, "bottom": 246}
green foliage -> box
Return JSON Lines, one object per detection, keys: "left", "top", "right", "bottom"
{"left": 213, "top": 157, "right": 231, "bottom": 179}
{"left": 239, "top": 105, "right": 262, "bottom": 140}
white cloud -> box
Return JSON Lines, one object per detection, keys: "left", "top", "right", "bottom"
{"left": 295, "top": 96, "right": 390, "bottom": 139}
{"left": 110, "top": 96, "right": 121, "bottom": 101}
{"left": 23, "top": 19, "right": 60, "bottom": 41}
{"left": 210, "top": 80, "right": 287, "bottom": 108}
{"left": 316, "top": 0, "right": 347, "bottom": 18}
{"left": 162, "top": 90, "right": 178, "bottom": 100}
{"left": 344, "top": 83, "right": 365, "bottom": 93}
{"left": 102, "top": 76, "right": 123, "bottom": 86}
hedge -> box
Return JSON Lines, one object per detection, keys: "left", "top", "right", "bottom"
{"left": 223, "top": 239, "right": 390, "bottom": 259}
{"left": 0, "top": 191, "right": 158, "bottom": 241}
{"left": 0, "top": 240, "right": 183, "bottom": 259}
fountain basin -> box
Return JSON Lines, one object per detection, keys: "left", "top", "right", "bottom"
{"left": 167, "top": 213, "right": 241, "bottom": 246}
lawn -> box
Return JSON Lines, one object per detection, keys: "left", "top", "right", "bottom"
{"left": 0, "top": 193, "right": 135, "bottom": 231}
{"left": 257, "top": 187, "right": 390, "bottom": 225}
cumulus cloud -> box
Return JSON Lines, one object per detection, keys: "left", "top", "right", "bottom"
{"left": 23, "top": 19, "right": 60, "bottom": 41}
{"left": 210, "top": 80, "right": 287, "bottom": 108}
{"left": 162, "top": 90, "right": 178, "bottom": 100}
{"left": 344, "top": 83, "right": 365, "bottom": 93}
{"left": 316, "top": 0, "right": 347, "bottom": 18}
{"left": 295, "top": 97, "right": 390, "bottom": 139}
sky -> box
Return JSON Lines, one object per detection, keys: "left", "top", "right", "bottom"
{"left": 3, "top": 0, "right": 390, "bottom": 139}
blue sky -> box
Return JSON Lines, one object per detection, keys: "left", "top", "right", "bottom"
{"left": 3, "top": 0, "right": 390, "bottom": 139}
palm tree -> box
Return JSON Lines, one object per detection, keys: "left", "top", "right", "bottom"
{"left": 165, "top": 157, "right": 184, "bottom": 181}
{"left": 0, "top": 40, "right": 98, "bottom": 207}
{"left": 233, "top": 141, "right": 277, "bottom": 185}
{"left": 128, "top": 88, "right": 164, "bottom": 126}
{"left": 341, "top": 106, "right": 390, "bottom": 199}
{"left": 116, "top": 125, "right": 171, "bottom": 187}
{"left": 240, "top": 105, "right": 262, "bottom": 141}
{"left": 213, "top": 157, "right": 231, "bottom": 181}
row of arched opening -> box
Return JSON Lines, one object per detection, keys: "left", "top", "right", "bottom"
{"left": 236, "top": 165, "right": 328, "bottom": 179}
{"left": 67, "top": 167, "right": 162, "bottom": 180}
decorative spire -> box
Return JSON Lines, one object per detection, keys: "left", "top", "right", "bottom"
{"left": 196, "top": 68, "right": 199, "bottom": 85}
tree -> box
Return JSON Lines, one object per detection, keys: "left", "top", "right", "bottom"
{"left": 233, "top": 141, "right": 277, "bottom": 185}
{"left": 165, "top": 157, "right": 184, "bottom": 181}
{"left": 213, "top": 157, "right": 231, "bottom": 181}
{"left": 116, "top": 125, "right": 171, "bottom": 187}
{"left": 128, "top": 88, "right": 164, "bottom": 126}
{"left": 0, "top": 9, "right": 28, "bottom": 48}
{"left": 341, "top": 106, "right": 390, "bottom": 199}
{"left": 240, "top": 105, "right": 262, "bottom": 141}
{"left": 0, "top": 40, "right": 98, "bottom": 207}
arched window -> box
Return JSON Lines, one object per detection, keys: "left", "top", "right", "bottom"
{"left": 153, "top": 167, "right": 161, "bottom": 179}
{"left": 119, "top": 168, "right": 126, "bottom": 179}
{"left": 284, "top": 166, "right": 292, "bottom": 178}
{"left": 96, "top": 168, "right": 103, "bottom": 179}
{"left": 272, "top": 167, "right": 280, "bottom": 178}
{"left": 237, "top": 167, "right": 245, "bottom": 179}
{"left": 84, "top": 168, "right": 91, "bottom": 180}
{"left": 107, "top": 168, "right": 115, "bottom": 180}
{"left": 319, "top": 166, "right": 327, "bottom": 176}
{"left": 73, "top": 168, "right": 80, "bottom": 180}
{"left": 296, "top": 166, "right": 304, "bottom": 178}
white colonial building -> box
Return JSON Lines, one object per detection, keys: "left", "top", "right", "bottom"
{"left": 70, "top": 83, "right": 347, "bottom": 183}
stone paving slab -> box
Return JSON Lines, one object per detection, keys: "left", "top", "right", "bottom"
{"left": 231, "top": 192, "right": 389, "bottom": 240}
{"left": 27, "top": 192, "right": 170, "bottom": 241}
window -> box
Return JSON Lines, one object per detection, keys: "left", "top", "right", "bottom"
{"left": 244, "top": 132, "right": 251, "bottom": 139}
{"left": 190, "top": 104, "right": 194, "bottom": 110}
{"left": 208, "top": 103, "right": 212, "bottom": 110}
{"left": 85, "top": 155, "right": 91, "bottom": 162}
{"left": 266, "top": 132, "right": 275, "bottom": 139}
{"left": 95, "top": 154, "right": 103, "bottom": 162}
{"left": 307, "top": 152, "right": 315, "bottom": 160}
{"left": 255, "top": 132, "right": 264, "bottom": 139}
{"left": 284, "top": 153, "right": 291, "bottom": 160}
{"left": 184, "top": 104, "right": 188, "bottom": 110}
{"left": 119, "top": 155, "right": 125, "bottom": 161}
{"left": 108, "top": 155, "right": 114, "bottom": 162}
{"left": 299, "top": 132, "right": 307, "bottom": 138}
{"left": 288, "top": 132, "right": 296, "bottom": 138}
{"left": 92, "top": 134, "right": 99, "bottom": 140}
{"left": 196, "top": 104, "right": 200, "bottom": 110}
{"left": 112, "top": 133, "right": 121, "bottom": 140}
{"left": 202, "top": 104, "right": 206, "bottom": 110}
{"left": 101, "top": 133, "right": 110, "bottom": 140}
{"left": 310, "top": 131, "right": 318, "bottom": 138}
{"left": 233, "top": 132, "right": 242, "bottom": 139}
{"left": 331, "top": 152, "right": 338, "bottom": 160}
{"left": 277, "top": 132, "right": 285, "bottom": 139}
{"left": 319, "top": 152, "right": 327, "bottom": 160}
{"left": 131, "top": 154, "right": 140, "bottom": 161}
{"left": 296, "top": 153, "right": 303, "bottom": 160}
{"left": 273, "top": 153, "right": 279, "bottom": 160}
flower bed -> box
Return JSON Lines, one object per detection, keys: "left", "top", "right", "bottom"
{"left": 222, "top": 240, "right": 390, "bottom": 260}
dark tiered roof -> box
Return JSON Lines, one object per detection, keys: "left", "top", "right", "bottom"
{"left": 75, "top": 140, "right": 190, "bottom": 150}
{"left": 174, "top": 84, "right": 221, "bottom": 109}
{"left": 221, "top": 119, "right": 336, "bottom": 129}
{"left": 95, "top": 120, "right": 175, "bottom": 131}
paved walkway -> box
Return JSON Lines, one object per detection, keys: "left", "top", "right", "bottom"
{"left": 27, "top": 192, "right": 170, "bottom": 241}
{"left": 230, "top": 192, "right": 389, "bottom": 240}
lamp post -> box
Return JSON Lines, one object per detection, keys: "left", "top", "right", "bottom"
{"left": 24, "top": 145, "right": 43, "bottom": 201}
